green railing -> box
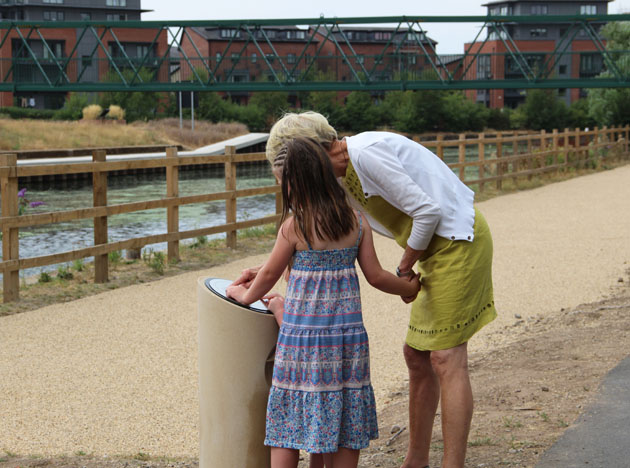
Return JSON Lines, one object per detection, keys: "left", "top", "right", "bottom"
{"left": 1, "top": 15, "right": 630, "bottom": 92}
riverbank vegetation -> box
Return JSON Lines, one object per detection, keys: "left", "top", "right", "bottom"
{"left": 0, "top": 117, "right": 248, "bottom": 151}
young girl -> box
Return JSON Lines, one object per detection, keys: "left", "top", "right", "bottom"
{"left": 227, "top": 137, "right": 421, "bottom": 468}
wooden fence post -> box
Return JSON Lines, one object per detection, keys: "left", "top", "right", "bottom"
{"left": 496, "top": 139, "right": 503, "bottom": 191}
{"left": 575, "top": 128, "right": 581, "bottom": 169}
{"left": 436, "top": 134, "right": 444, "bottom": 160}
{"left": 552, "top": 129, "right": 559, "bottom": 169}
{"left": 458, "top": 134, "right": 466, "bottom": 181}
{"left": 563, "top": 128, "right": 570, "bottom": 172}
{"left": 92, "top": 149, "right": 108, "bottom": 284}
{"left": 478, "top": 133, "right": 485, "bottom": 192}
{"left": 225, "top": 145, "right": 237, "bottom": 249}
{"left": 1, "top": 153, "right": 19, "bottom": 302}
{"left": 166, "top": 146, "right": 180, "bottom": 263}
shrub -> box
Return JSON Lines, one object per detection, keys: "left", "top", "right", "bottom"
{"left": 54, "top": 93, "right": 90, "bottom": 121}
{"left": 142, "top": 249, "right": 165, "bottom": 275}
{"left": 72, "top": 259, "right": 85, "bottom": 272}
{"left": 0, "top": 106, "right": 56, "bottom": 120}
{"left": 38, "top": 271, "right": 52, "bottom": 283}
{"left": 107, "top": 105, "right": 125, "bottom": 120}
{"left": 82, "top": 104, "right": 103, "bottom": 120}
{"left": 56, "top": 265, "right": 74, "bottom": 280}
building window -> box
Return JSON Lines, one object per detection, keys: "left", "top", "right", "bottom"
{"left": 220, "top": 29, "right": 241, "bottom": 39}
{"left": 491, "top": 6, "right": 513, "bottom": 15}
{"left": 43, "top": 41, "right": 64, "bottom": 60}
{"left": 251, "top": 53, "right": 257, "bottom": 63}
{"left": 531, "top": 5, "right": 548, "bottom": 15}
{"left": 80, "top": 13, "right": 91, "bottom": 20}
{"left": 81, "top": 55, "right": 92, "bottom": 68}
{"left": 287, "top": 53, "right": 296, "bottom": 64}
{"left": 43, "top": 11, "right": 64, "bottom": 21}
{"left": 43, "top": 0, "right": 64, "bottom": 3}
{"left": 477, "top": 55, "right": 491, "bottom": 79}
{"left": 559, "top": 64, "right": 567, "bottom": 74}
{"left": 530, "top": 28, "right": 548, "bottom": 38}
{"left": 580, "top": 53, "right": 603, "bottom": 77}
{"left": 265, "top": 53, "right": 275, "bottom": 63}
{"left": 106, "top": 0, "right": 127, "bottom": 6}
{"left": 580, "top": 5, "right": 597, "bottom": 15}
{"left": 107, "top": 14, "right": 127, "bottom": 21}
{"left": 286, "top": 30, "right": 305, "bottom": 40}
{"left": 215, "top": 52, "right": 222, "bottom": 62}
{"left": 231, "top": 53, "right": 240, "bottom": 63}
{"left": 374, "top": 31, "right": 392, "bottom": 41}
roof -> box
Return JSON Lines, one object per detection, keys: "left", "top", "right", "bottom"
{"left": 483, "top": 0, "right": 612, "bottom": 5}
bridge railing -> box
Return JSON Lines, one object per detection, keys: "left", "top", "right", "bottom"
{"left": 1, "top": 126, "right": 629, "bottom": 303}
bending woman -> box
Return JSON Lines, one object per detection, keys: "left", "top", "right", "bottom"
{"left": 234, "top": 111, "right": 497, "bottom": 468}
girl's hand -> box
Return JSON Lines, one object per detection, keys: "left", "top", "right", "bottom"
{"left": 262, "top": 292, "right": 285, "bottom": 327}
{"left": 231, "top": 265, "right": 262, "bottom": 288}
{"left": 401, "top": 273, "right": 421, "bottom": 303}
{"left": 262, "top": 292, "right": 284, "bottom": 313}
{"left": 226, "top": 284, "right": 249, "bottom": 304}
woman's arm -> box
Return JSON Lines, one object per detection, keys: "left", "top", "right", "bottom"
{"left": 357, "top": 214, "right": 421, "bottom": 298}
{"left": 227, "top": 220, "right": 295, "bottom": 304}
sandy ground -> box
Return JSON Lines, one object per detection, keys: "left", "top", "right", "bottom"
{"left": 1, "top": 165, "right": 630, "bottom": 466}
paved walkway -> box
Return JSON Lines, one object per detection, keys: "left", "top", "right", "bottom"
{"left": 536, "top": 356, "right": 630, "bottom": 468}
{"left": 1, "top": 165, "right": 630, "bottom": 458}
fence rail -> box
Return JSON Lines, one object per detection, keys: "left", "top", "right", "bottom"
{"left": 2, "top": 126, "right": 629, "bottom": 303}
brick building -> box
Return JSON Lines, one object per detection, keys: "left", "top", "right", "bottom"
{"left": 0, "top": 0, "right": 168, "bottom": 109}
{"left": 465, "top": 0, "right": 610, "bottom": 108}
{"left": 178, "top": 25, "right": 437, "bottom": 105}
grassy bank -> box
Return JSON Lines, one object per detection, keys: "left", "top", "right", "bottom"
{"left": 0, "top": 117, "right": 248, "bottom": 151}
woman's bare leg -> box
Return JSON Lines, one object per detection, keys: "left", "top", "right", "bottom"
{"left": 271, "top": 447, "right": 299, "bottom": 468}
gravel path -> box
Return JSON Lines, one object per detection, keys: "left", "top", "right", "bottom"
{"left": 1, "top": 165, "right": 629, "bottom": 458}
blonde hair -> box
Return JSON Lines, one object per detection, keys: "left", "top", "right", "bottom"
{"left": 266, "top": 111, "right": 338, "bottom": 165}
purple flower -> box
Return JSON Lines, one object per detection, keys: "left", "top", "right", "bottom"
{"left": 18, "top": 188, "right": 27, "bottom": 198}
{"left": 29, "top": 201, "right": 45, "bottom": 208}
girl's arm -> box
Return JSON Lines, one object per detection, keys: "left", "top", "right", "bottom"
{"left": 227, "top": 219, "right": 295, "bottom": 304}
{"left": 357, "top": 213, "right": 421, "bottom": 298}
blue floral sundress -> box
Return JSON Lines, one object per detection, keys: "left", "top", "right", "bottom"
{"left": 264, "top": 216, "right": 378, "bottom": 453}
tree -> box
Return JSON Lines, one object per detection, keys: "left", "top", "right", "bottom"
{"left": 520, "top": 89, "right": 568, "bottom": 131}
{"left": 587, "top": 22, "right": 630, "bottom": 126}
{"left": 340, "top": 91, "right": 379, "bottom": 133}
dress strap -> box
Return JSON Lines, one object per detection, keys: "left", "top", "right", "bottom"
{"left": 355, "top": 211, "right": 363, "bottom": 248}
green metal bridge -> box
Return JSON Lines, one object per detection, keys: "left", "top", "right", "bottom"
{"left": 1, "top": 14, "right": 630, "bottom": 93}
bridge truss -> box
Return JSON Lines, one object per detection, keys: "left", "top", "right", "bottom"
{"left": 1, "top": 15, "right": 630, "bottom": 93}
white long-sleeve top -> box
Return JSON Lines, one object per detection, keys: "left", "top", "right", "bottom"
{"left": 345, "top": 132, "right": 476, "bottom": 251}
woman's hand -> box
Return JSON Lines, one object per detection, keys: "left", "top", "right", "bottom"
{"left": 231, "top": 265, "right": 262, "bottom": 288}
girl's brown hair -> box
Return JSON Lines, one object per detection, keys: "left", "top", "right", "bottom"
{"left": 280, "top": 137, "right": 356, "bottom": 245}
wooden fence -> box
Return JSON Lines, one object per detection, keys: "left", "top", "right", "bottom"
{"left": 1, "top": 126, "right": 629, "bottom": 303}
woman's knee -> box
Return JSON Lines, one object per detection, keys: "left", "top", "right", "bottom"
{"left": 403, "top": 343, "right": 432, "bottom": 374}
{"left": 430, "top": 343, "right": 468, "bottom": 377}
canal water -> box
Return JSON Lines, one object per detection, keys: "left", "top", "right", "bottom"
{"left": 1, "top": 164, "right": 276, "bottom": 279}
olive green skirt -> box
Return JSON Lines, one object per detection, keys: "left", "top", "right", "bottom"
{"left": 406, "top": 209, "right": 497, "bottom": 351}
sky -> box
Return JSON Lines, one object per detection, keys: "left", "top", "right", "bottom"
{"left": 141, "top": 0, "right": 630, "bottom": 54}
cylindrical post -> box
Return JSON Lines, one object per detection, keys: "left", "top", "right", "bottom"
{"left": 1, "top": 153, "right": 19, "bottom": 302}
{"left": 225, "top": 145, "right": 237, "bottom": 249}
{"left": 166, "top": 146, "right": 180, "bottom": 263}
{"left": 478, "top": 133, "right": 485, "bottom": 192}
{"left": 458, "top": 133, "right": 466, "bottom": 181}
{"left": 92, "top": 149, "right": 108, "bottom": 284}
